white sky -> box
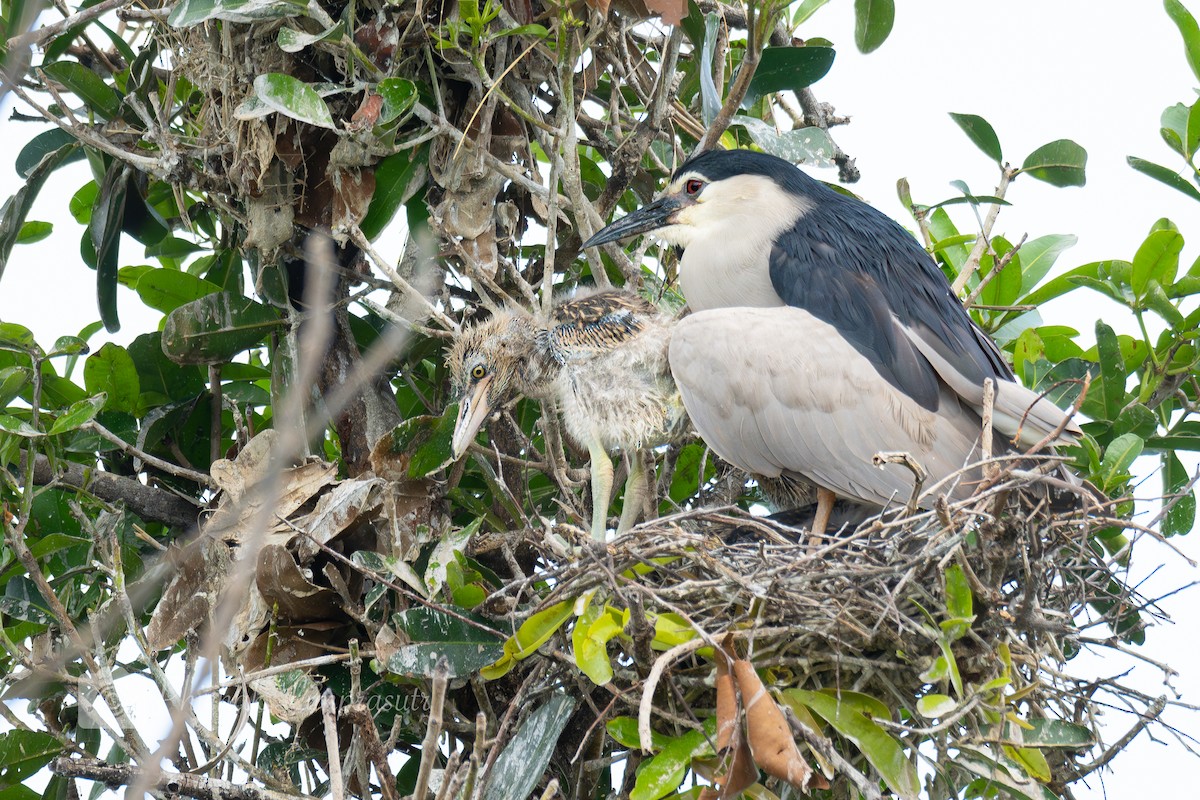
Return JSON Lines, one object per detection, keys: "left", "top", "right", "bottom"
{"left": 1, "top": 0, "right": 1198, "bottom": 797}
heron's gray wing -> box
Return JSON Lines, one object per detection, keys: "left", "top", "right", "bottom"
{"left": 669, "top": 307, "right": 984, "bottom": 509}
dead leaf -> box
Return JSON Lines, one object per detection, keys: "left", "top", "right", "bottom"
{"left": 291, "top": 476, "right": 386, "bottom": 560}
{"left": 256, "top": 543, "right": 343, "bottom": 623}
{"left": 145, "top": 539, "right": 231, "bottom": 651}
{"left": 205, "top": 460, "right": 338, "bottom": 544}
{"left": 242, "top": 621, "right": 345, "bottom": 673}
{"left": 700, "top": 639, "right": 759, "bottom": 799}
{"left": 643, "top": 0, "right": 685, "bottom": 25}
{"left": 349, "top": 93, "right": 384, "bottom": 130}
{"left": 331, "top": 166, "right": 376, "bottom": 232}
{"left": 250, "top": 668, "right": 321, "bottom": 725}
{"left": 733, "top": 660, "right": 814, "bottom": 790}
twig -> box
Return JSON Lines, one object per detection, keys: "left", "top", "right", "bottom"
{"left": 412, "top": 662, "right": 449, "bottom": 800}
{"left": 51, "top": 757, "right": 318, "bottom": 800}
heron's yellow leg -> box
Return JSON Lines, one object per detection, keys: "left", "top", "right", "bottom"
{"left": 808, "top": 487, "right": 837, "bottom": 548}
{"left": 616, "top": 452, "right": 648, "bottom": 536}
{"left": 588, "top": 441, "right": 614, "bottom": 541}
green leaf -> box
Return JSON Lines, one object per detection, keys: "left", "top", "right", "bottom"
{"left": 0, "top": 323, "right": 38, "bottom": 353}
{"left": 90, "top": 164, "right": 132, "bottom": 333}
{"left": 728, "top": 117, "right": 836, "bottom": 166}
{"left": 1166, "top": 0, "right": 1200, "bottom": 83}
{"left": 388, "top": 606, "right": 503, "bottom": 678}
{"left": 1186, "top": 99, "right": 1200, "bottom": 158}
{"left": 630, "top": 728, "right": 711, "bottom": 800}
{"left": 161, "top": 291, "right": 281, "bottom": 365}
{"left": 47, "top": 393, "right": 106, "bottom": 435}
{"left": 134, "top": 269, "right": 222, "bottom": 314}
{"left": 1016, "top": 719, "right": 1095, "bottom": 749}
{"left": 1162, "top": 451, "right": 1196, "bottom": 537}
{"left": 0, "top": 730, "right": 61, "bottom": 789}
{"left": 1095, "top": 320, "right": 1127, "bottom": 420}
{"left": 1019, "top": 139, "right": 1087, "bottom": 187}
{"left": 482, "top": 693, "right": 575, "bottom": 800}
{"left": 956, "top": 746, "right": 1058, "bottom": 800}
{"left": 41, "top": 61, "right": 122, "bottom": 120}
{"left": 277, "top": 21, "right": 344, "bottom": 53}
{"left": 853, "top": 0, "right": 895, "bottom": 54}
{"left": 944, "top": 564, "right": 972, "bottom": 620}
{"left": 15, "top": 221, "right": 52, "bottom": 244}
{"left": 1015, "top": 234, "right": 1077, "bottom": 296}
{"left": 949, "top": 112, "right": 1002, "bottom": 164}
{"left": 0, "top": 413, "right": 43, "bottom": 437}
{"left": 14, "top": 128, "right": 85, "bottom": 179}
{"left": 83, "top": 344, "right": 140, "bottom": 414}
{"left": 783, "top": 689, "right": 919, "bottom": 799}
{"left": 252, "top": 73, "right": 336, "bottom": 129}
{"left": 1127, "top": 156, "right": 1200, "bottom": 201}
{"left": 916, "top": 693, "right": 957, "bottom": 718}
{"left": 0, "top": 141, "right": 80, "bottom": 285}
{"left": 360, "top": 145, "right": 429, "bottom": 240}
{"left": 168, "top": 0, "right": 308, "bottom": 27}
{"left": 1131, "top": 228, "right": 1185, "bottom": 296}
{"left": 572, "top": 602, "right": 628, "bottom": 685}
{"left": 1099, "top": 433, "right": 1144, "bottom": 492}
{"left": 481, "top": 600, "right": 574, "bottom": 680}
{"left": 0, "top": 367, "right": 31, "bottom": 407}
{"left": 794, "top": 0, "right": 832, "bottom": 26}
{"left": 376, "top": 78, "right": 417, "bottom": 125}
{"left": 377, "top": 404, "right": 457, "bottom": 478}
{"left": 743, "top": 46, "right": 836, "bottom": 104}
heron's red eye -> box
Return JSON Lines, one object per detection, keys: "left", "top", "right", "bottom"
{"left": 685, "top": 179, "right": 704, "bottom": 195}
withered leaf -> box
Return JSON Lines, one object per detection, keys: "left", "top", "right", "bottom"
{"left": 256, "top": 543, "right": 343, "bottom": 623}
{"left": 733, "top": 660, "right": 814, "bottom": 790}
{"left": 145, "top": 539, "right": 230, "bottom": 651}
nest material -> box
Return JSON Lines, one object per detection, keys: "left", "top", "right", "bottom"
{"left": 478, "top": 462, "right": 1154, "bottom": 793}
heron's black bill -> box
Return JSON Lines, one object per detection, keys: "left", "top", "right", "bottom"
{"left": 582, "top": 195, "right": 682, "bottom": 248}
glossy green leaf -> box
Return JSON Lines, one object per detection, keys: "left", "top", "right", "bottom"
{"left": 1095, "top": 320, "right": 1127, "bottom": 420}
{"left": 572, "top": 602, "right": 628, "bottom": 685}
{"left": 1166, "top": 0, "right": 1200, "bottom": 83}
{"left": 42, "top": 61, "right": 122, "bottom": 120}
{"left": 252, "top": 73, "right": 336, "bottom": 129}
{"left": 277, "top": 21, "right": 344, "bottom": 53}
{"left": 743, "top": 46, "right": 836, "bottom": 104}
{"left": 0, "top": 324, "right": 38, "bottom": 353}
{"left": 0, "top": 729, "right": 61, "bottom": 788}
{"left": 378, "top": 404, "right": 457, "bottom": 479}
{"left": 698, "top": 13, "right": 721, "bottom": 127}
{"left": 161, "top": 291, "right": 280, "bottom": 365}
{"left": 83, "top": 344, "right": 140, "bottom": 414}
{"left": 0, "top": 413, "right": 43, "bottom": 437}
{"left": 14, "top": 128, "right": 85, "bottom": 179}
{"left": 15, "top": 221, "right": 52, "bottom": 244}
{"left": 481, "top": 600, "right": 574, "bottom": 680}
{"left": 1186, "top": 99, "right": 1200, "bottom": 158}
{"left": 783, "top": 689, "right": 918, "bottom": 799}
{"left": 1099, "top": 433, "right": 1144, "bottom": 492}
{"left": 46, "top": 393, "right": 106, "bottom": 435}
{"left": 134, "top": 269, "right": 222, "bottom": 314}
{"left": 1004, "top": 744, "right": 1051, "bottom": 783}
{"left": 1014, "top": 719, "right": 1095, "bottom": 749}
{"left": 729, "top": 117, "right": 836, "bottom": 166}
{"left": 606, "top": 716, "right": 667, "bottom": 750}
{"left": 376, "top": 78, "right": 418, "bottom": 125}
{"left": 956, "top": 746, "right": 1057, "bottom": 800}
{"left": 794, "top": 0, "right": 832, "bottom": 25}
{"left": 949, "top": 112, "right": 1002, "bottom": 164}
{"left": 1020, "top": 139, "right": 1087, "bottom": 187}
{"left": 1126, "top": 156, "right": 1200, "bottom": 201}
{"left": 854, "top": 0, "right": 895, "bottom": 53}
{"left": 1131, "top": 228, "right": 1185, "bottom": 296}
{"left": 1015, "top": 234, "right": 1077, "bottom": 296}
{"left": 482, "top": 693, "right": 575, "bottom": 800}
{"left": 630, "top": 728, "right": 711, "bottom": 800}
{"left": 169, "top": 0, "right": 308, "bottom": 27}
{"left": 0, "top": 368, "right": 30, "bottom": 407}
{"left": 1162, "top": 451, "right": 1196, "bottom": 537}
{"left": 944, "top": 564, "right": 972, "bottom": 620}
{"left": 388, "top": 606, "right": 503, "bottom": 678}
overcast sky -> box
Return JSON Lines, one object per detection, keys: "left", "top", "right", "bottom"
{"left": 1, "top": 0, "right": 1198, "bottom": 796}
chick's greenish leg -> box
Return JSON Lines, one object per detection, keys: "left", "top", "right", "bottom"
{"left": 587, "top": 439, "right": 614, "bottom": 542}
{"left": 616, "top": 452, "right": 647, "bottom": 536}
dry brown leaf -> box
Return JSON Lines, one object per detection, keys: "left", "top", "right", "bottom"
{"left": 242, "top": 621, "right": 345, "bottom": 673}
{"left": 250, "top": 669, "right": 320, "bottom": 725}
{"left": 733, "top": 660, "right": 814, "bottom": 790}
{"left": 644, "top": 0, "right": 686, "bottom": 25}
{"left": 349, "top": 93, "right": 383, "bottom": 130}
{"left": 145, "top": 539, "right": 230, "bottom": 651}
{"left": 291, "top": 476, "right": 386, "bottom": 560}
{"left": 331, "top": 166, "right": 376, "bottom": 231}
{"left": 583, "top": 0, "right": 612, "bottom": 15}
{"left": 256, "top": 543, "right": 343, "bottom": 623}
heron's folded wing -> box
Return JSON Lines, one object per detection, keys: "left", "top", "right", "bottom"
{"left": 669, "top": 307, "right": 984, "bottom": 509}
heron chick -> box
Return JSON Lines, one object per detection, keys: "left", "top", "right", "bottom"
{"left": 448, "top": 289, "right": 685, "bottom": 541}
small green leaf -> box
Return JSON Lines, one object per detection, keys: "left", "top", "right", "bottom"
{"left": 134, "top": 269, "right": 223, "bottom": 314}
{"left": 573, "top": 602, "right": 628, "bottom": 685}
{"left": 794, "top": 0, "right": 832, "bottom": 25}
{"left": 481, "top": 600, "right": 574, "bottom": 680}
{"left": 630, "top": 728, "right": 711, "bottom": 800}
{"left": 277, "top": 21, "right": 344, "bottom": 53}
{"left": 1095, "top": 320, "right": 1127, "bottom": 420}
{"left": 482, "top": 694, "right": 575, "bottom": 800}
{"left": 15, "top": 221, "right": 52, "bottom": 244}
{"left": 360, "top": 145, "right": 428, "bottom": 240}
{"left": 1099, "top": 433, "right": 1144, "bottom": 491}
{"left": 916, "top": 694, "right": 957, "bottom": 718}
{"left": 0, "top": 141, "right": 79, "bottom": 285}
{"left": 0, "top": 730, "right": 62, "bottom": 788}
{"left": 1015, "top": 234, "right": 1077, "bottom": 296}
{"left": 853, "top": 0, "right": 895, "bottom": 54}
{"left": 743, "top": 46, "right": 836, "bottom": 104}
{"left": 84, "top": 344, "right": 141, "bottom": 414}
{"left": 15, "top": 128, "right": 85, "bottom": 179}
{"left": 376, "top": 78, "right": 417, "bottom": 125}
{"left": 0, "top": 368, "right": 30, "bottom": 407}
{"left": 388, "top": 606, "right": 503, "bottom": 678}
{"left": 253, "top": 73, "right": 336, "bottom": 129}
{"left": 90, "top": 163, "right": 132, "bottom": 333}
{"left": 944, "top": 564, "right": 972, "bottom": 620}
{"left": 0, "top": 323, "right": 38, "bottom": 353}
{"left": 949, "top": 112, "right": 1002, "bottom": 164}
{"left": 168, "top": 0, "right": 308, "bottom": 27}
{"left": 0, "top": 414, "right": 43, "bottom": 437}
{"left": 1126, "top": 156, "right": 1200, "bottom": 201}
{"left": 47, "top": 394, "right": 106, "bottom": 435}
{"left": 1016, "top": 719, "right": 1096, "bottom": 750}
{"left": 1019, "top": 139, "right": 1087, "bottom": 187}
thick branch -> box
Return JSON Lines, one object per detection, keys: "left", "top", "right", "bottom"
{"left": 22, "top": 453, "right": 201, "bottom": 530}
{"left": 51, "top": 757, "right": 316, "bottom": 800}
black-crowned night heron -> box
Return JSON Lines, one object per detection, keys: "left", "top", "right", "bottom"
{"left": 584, "top": 149, "right": 1083, "bottom": 535}
{"left": 449, "top": 289, "right": 685, "bottom": 541}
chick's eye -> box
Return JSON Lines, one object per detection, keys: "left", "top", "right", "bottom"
{"left": 471, "top": 365, "right": 486, "bottom": 379}
{"left": 685, "top": 179, "right": 704, "bottom": 195}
